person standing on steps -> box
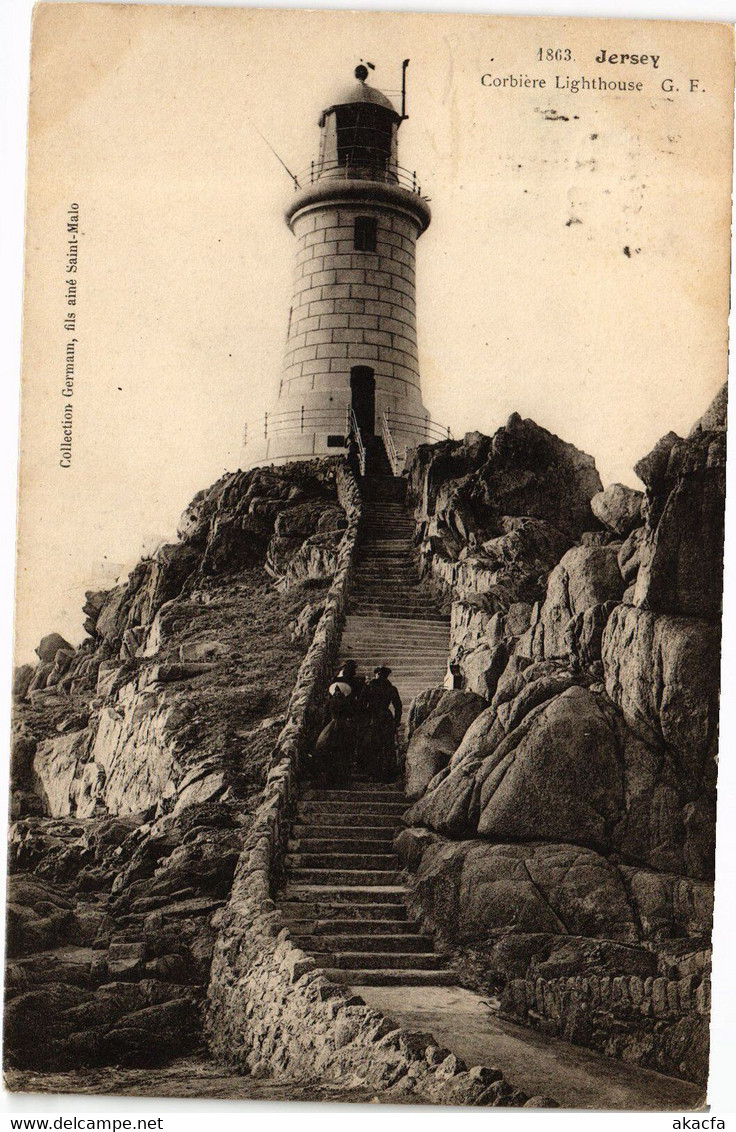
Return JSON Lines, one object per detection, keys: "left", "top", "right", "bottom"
{"left": 312, "top": 660, "right": 365, "bottom": 784}
{"left": 362, "top": 666, "right": 403, "bottom": 783}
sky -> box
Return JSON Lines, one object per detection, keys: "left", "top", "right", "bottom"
{"left": 15, "top": 6, "right": 733, "bottom": 662}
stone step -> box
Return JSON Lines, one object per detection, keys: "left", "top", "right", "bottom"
{"left": 338, "top": 659, "right": 446, "bottom": 669}
{"left": 312, "top": 950, "right": 447, "bottom": 971}
{"left": 351, "top": 577, "right": 419, "bottom": 586}
{"left": 345, "top": 663, "right": 442, "bottom": 671}
{"left": 288, "top": 840, "right": 395, "bottom": 856}
{"left": 296, "top": 800, "right": 406, "bottom": 815}
{"left": 324, "top": 968, "right": 457, "bottom": 987}
{"left": 341, "top": 636, "right": 448, "bottom": 645}
{"left": 294, "top": 933, "right": 434, "bottom": 953}
{"left": 358, "top": 535, "right": 413, "bottom": 542}
{"left": 351, "top": 579, "right": 425, "bottom": 585}
{"left": 279, "top": 898, "right": 409, "bottom": 920}
{"left": 341, "top": 620, "right": 446, "bottom": 629}
{"left": 349, "top": 609, "right": 448, "bottom": 621}
{"left": 349, "top": 599, "right": 439, "bottom": 609}
{"left": 357, "top": 525, "right": 413, "bottom": 531}
{"left": 352, "top": 570, "right": 419, "bottom": 579}
{"left": 291, "top": 823, "right": 397, "bottom": 840}
{"left": 353, "top": 575, "right": 421, "bottom": 584}
{"left": 354, "top": 558, "right": 417, "bottom": 565}
{"left": 353, "top": 559, "right": 417, "bottom": 567}
{"left": 280, "top": 885, "right": 409, "bottom": 903}
{"left": 336, "top": 660, "right": 446, "bottom": 669}
{"left": 361, "top": 501, "right": 411, "bottom": 508}
{"left": 351, "top": 575, "right": 421, "bottom": 585}
{"left": 343, "top": 622, "right": 449, "bottom": 633}
{"left": 301, "top": 789, "right": 404, "bottom": 802}
{"left": 346, "top": 620, "right": 443, "bottom": 629}
{"left": 341, "top": 634, "right": 448, "bottom": 645}
{"left": 355, "top": 549, "right": 415, "bottom": 558}
{"left": 294, "top": 811, "right": 402, "bottom": 829}
{"left": 360, "top": 527, "right": 415, "bottom": 535}
{"left": 349, "top": 596, "right": 437, "bottom": 604}
{"left": 360, "top": 537, "right": 414, "bottom": 544}
{"left": 352, "top": 575, "right": 418, "bottom": 583}
{"left": 346, "top": 610, "right": 449, "bottom": 622}
{"left": 309, "top": 918, "right": 419, "bottom": 935}
{"left": 340, "top": 641, "right": 447, "bottom": 652}
{"left": 285, "top": 852, "right": 398, "bottom": 871}
{"left": 348, "top": 606, "right": 443, "bottom": 615}
{"left": 288, "top": 868, "right": 403, "bottom": 887}
{"left": 348, "top": 595, "right": 444, "bottom": 605}
{"left": 335, "top": 657, "right": 446, "bottom": 667}
{"left": 359, "top": 538, "right": 413, "bottom": 544}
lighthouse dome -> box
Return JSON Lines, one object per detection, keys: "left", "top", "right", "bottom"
{"left": 322, "top": 79, "right": 398, "bottom": 118}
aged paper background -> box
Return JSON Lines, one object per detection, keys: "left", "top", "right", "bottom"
{"left": 3, "top": 0, "right": 736, "bottom": 1121}
{"left": 15, "top": 5, "right": 733, "bottom": 664}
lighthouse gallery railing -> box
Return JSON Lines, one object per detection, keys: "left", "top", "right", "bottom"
{"left": 245, "top": 405, "right": 451, "bottom": 471}
{"left": 293, "top": 159, "right": 427, "bottom": 199}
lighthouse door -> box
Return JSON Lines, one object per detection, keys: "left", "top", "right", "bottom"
{"left": 350, "top": 366, "right": 375, "bottom": 439}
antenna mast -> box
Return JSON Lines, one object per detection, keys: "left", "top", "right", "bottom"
{"left": 247, "top": 117, "right": 301, "bottom": 188}
{"left": 401, "top": 59, "right": 410, "bottom": 120}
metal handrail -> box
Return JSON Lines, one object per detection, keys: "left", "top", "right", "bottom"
{"left": 347, "top": 409, "right": 367, "bottom": 475}
{"left": 263, "top": 405, "right": 350, "bottom": 440}
{"left": 384, "top": 409, "right": 452, "bottom": 444}
{"left": 244, "top": 405, "right": 450, "bottom": 461}
{"left": 381, "top": 411, "right": 403, "bottom": 476}
{"left": 295, "top": 159, "right": 426, "bottom": 198}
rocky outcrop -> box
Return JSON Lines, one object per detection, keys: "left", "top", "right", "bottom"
{"left": 408, "top": 416, "right": 602, "bottom": 550}
{"left": 590, "top": 483, "right": 643, "bottom": 537}
{"left": 633, "top": 398, "right": 726, "bottom": 621}
{"left": 523, "top": 545, "right": 625, "bottom": 665}
{"left": 6, "top": 459, "right": 362, "bottom": 1073}
{"left": 405, "top": 690, "right": 487, "bottom": 801}
{"left": 398, "top": 387, "right": 726, "bottom": 1085}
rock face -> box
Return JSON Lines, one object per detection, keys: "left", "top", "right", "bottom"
{"left": 404, "top": 690, "right": 487, "bottom": 801}
{"left": 7, "top": 459, "right": 359, "bottom": 1072}
{"left": 408, "top": 416, "right": 603, "bottom": 549}
{"left": 633, "top": 426, "right": 726, "bottom": 621}
{"left": 400, "top": 388, "right": 725, "bottom": 1085}
{"left": 590, "top": 483, "right": 643, "bottom": 536}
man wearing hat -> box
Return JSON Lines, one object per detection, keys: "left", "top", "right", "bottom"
{"left": 362, "top": 666, "right": 403, "bottom": 783}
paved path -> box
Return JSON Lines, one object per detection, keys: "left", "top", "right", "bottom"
{"left": 355, "top": 985, "right": 706, "bottom": 1111}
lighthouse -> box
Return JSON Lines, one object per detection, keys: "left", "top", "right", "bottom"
{"left": 242, "top": 63, "right": 448, "bottom": 471}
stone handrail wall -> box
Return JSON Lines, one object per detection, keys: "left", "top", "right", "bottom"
{"left": 204, "top": 460, "right": 546, "bottom": 1106}
{"left": 501, "top": 971, "right": 711, "bottom": 1084}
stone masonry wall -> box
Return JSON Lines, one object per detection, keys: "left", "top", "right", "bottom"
{"left": 283, "top": 206, "right": 422, "bottom": 404}
{"left": 500, "top": 970, "right": 711, "bottom": 1084}
{"left": 204, "top": 461, "right": 552, "bottom": 1106}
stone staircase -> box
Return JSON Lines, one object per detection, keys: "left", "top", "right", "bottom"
{"left": 276, "top": 450, "right": 452, "bottom": 987}
{"left": 341, "top": 455, "right": 450, "bottom": 709}
{"left": 278, "top": 778, "right": 454, "bottom": 986}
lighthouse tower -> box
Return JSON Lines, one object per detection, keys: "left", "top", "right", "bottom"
{"left": 243, "top": 63, "right": 445, "bottom": 471}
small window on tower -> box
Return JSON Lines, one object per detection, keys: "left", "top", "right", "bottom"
{"left": 354, "top": 216, "right": 377, "bottom": 252}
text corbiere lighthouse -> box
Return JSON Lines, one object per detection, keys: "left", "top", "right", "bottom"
{"left": 244, "top": 62, "right": 448, "bottom": 470}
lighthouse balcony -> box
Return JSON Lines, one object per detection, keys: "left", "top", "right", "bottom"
{"left": 296, "top": 159, "right": 426, "bottom": 197}
{"left": 286, "top": 163, "right": 431, "bottom": 233}
{"left": 240, "top": 404, "right": 452, "bottom": 473}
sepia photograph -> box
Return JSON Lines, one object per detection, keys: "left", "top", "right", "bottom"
{"left": 3, "top": 3, "right": 734, "bottom": 1115}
